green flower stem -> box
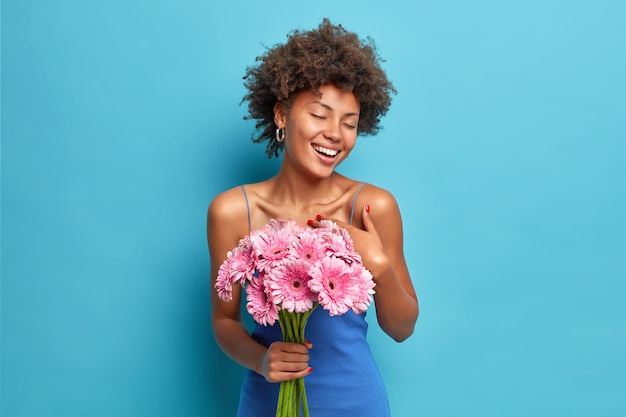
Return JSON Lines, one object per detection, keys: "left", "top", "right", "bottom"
{"left": 277, "top": 379, "right": 294, "bottom": 417}
{"left": 280, "top": 310, "right": 295, "bottom": 343}
{"left": 299, "top": 377, "right": 310, "bottom": 417}
{"left": 292, "top": 313, "right": 301, "bottom": 344}
{"left": 277, "top": 384, "right": 284, "bottom": 416}
{"left": 278, "top": 316, "right": 286, "bottom": 341}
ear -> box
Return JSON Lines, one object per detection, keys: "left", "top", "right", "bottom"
{"left": 273, "top": 102, "right": 287, "bottom": 128}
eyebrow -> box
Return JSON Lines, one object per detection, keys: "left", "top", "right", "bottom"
{"left": 312, "top": 101, "right": 360, "bottom": 117}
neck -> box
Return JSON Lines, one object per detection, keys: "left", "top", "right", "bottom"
{"left": 270, "top": 168, "right": 343, "bottom": 207}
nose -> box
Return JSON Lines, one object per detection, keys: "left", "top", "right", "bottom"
{"left": 322, "top": 121, "right": 341, "bottom": 142}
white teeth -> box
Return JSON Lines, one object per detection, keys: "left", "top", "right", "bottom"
{"left": 312, "top": 145, "right": 339, "bottom": 157}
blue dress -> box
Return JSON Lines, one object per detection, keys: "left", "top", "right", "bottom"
{"left": 236, "top": 184, "right": 390, "bottom": 417}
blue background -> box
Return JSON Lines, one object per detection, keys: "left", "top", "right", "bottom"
{"left": 2, "top": 1, "right": 625, "bottom": 416}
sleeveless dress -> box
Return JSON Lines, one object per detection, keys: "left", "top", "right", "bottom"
{"left": 236, "top": 183, "right": 390, "bottom": 417}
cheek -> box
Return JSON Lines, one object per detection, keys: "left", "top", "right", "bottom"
{"left": 338, "top": 138, "right": 357, "bottom": 161}
{"left": 288, "top": 118, "right": 319, "bottom": 141}
{"left": 301, "top": 119, "right": 324, "bottom": 137}
{"left": 345, "top": 134, "right": 357, "bottom": 152}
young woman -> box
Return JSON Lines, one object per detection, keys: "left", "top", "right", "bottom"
{"left": 207, "top": 19, "right": 418, "bottom": 416}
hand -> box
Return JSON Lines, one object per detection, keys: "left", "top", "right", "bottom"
{"left": 309, "top": 205, "right": 391, "bottom": 278}
{"left": 259, "top": 340, "right": 313, "bottom": 383}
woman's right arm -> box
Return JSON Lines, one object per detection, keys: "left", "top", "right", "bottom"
{"left": 207, "top": 190, "right": 312, "bottom": 382}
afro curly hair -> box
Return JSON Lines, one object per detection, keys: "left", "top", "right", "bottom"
{"left": 242, "top": 18, "right": 396, "bottom": 158}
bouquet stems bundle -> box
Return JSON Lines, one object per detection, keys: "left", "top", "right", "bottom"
{"left": 276, "top": 309, "right": 317, "bottom": 417}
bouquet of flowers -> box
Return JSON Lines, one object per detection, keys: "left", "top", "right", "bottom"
{"left": 215, "top": 218, "right": 376, "bottom": 417}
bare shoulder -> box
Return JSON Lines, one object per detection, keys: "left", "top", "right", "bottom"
{"left": 359, "top": 183, "right": 401, "bottom": 216}
{"left": 207, "top": 186, "right": 250, "bottom": 243}
{"left": 209, "top": 186, "right": 246, "bottom": 218}
{"left": 346, "top": 181, "right": 402, "bottom": 229}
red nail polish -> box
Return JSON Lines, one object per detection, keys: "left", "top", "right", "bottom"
{"left": 365, "top": 204, "right": 370, "bottom": 213}
{"left": 316, "top": 214, "right": 323, "bottom": 220}
{"left": 307, "top": 367, "right": 313, "bottom": 373}
{"left": 307, "top": 219, "right": 314, "bottom": 226}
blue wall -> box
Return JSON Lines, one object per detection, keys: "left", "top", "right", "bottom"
{"left": 2, "top": 1, "right": 625, "bottom": 416}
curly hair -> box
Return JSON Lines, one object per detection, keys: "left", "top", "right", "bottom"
{"left": 242, "top": 18, "right": 396, "bottom": 158}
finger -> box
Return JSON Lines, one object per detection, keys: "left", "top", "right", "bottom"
{"left": 278, "top": 341, "right": 310, "bottom": 354}
{"left": 361, "top": 204, "right": 375, "bottom": 232}
{"left": 268, "top": 357, "right": 309, "bottom": 372}
{"left": 271, "top": 351, "right": 310, "bottom": 364}
{"left": 268, "top": 342, "right": 310, "bottom": 364}
{"left": 284, "top": 366, "right": 313, "bottom": 380}
{"left": 267, "top": 366, "right": 313, "bottom": 383}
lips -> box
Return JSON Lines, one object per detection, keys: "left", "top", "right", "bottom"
{"left": 312, "top": 144, "right": 339, "bottom": 157}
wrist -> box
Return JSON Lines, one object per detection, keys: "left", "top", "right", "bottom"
{"left": 254, "top": 347, "right": 267, "bottom": 376}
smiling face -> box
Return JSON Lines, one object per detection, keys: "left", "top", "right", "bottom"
{"left": 275, "top": 84, "right": 360, "bottom": 180}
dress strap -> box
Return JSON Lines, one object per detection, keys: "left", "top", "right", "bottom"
{"left": 240, "top": 185, "right": 252, "bottom": 233}
{"left": 349, "top": 182, "right": 367, "bottom": 225}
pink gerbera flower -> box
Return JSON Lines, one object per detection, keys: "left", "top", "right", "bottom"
{"left": 245, "top": 273, "right": 279, "bottom": 326}
{"left": 308, "top": 256, "right": 359, "bottom": 316}
{"left": 266, "top": 218, "right": 306, "bottom": 235}
{"left": 289, "top": 229, "right": 325, "bottom": 265}
{"left": 214, "top": 242, "right": 256, "bottom": 302}
{"left": 317, "top": 219, "right": 342, "bottom": 234}
{"left": 251, "top": 227, "right": 295, "bottom": 273}
{"left": 350, "top": 264, "right": 376, "bottom": 314}
{"left": 268, "top": 260, "right": 317, "bottom": 313}
{"left": 318, "top": 219, "right": 355, "bottom": 249}
{"left": 215, "top": 255, "right": 234, "bottom": 301}
{"left": 323, "top": 232, "right": 362, "bottom": 265}
{"left": 228, "top": 244, "right": 255, "bottom": 285}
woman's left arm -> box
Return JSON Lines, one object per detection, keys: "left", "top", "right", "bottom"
{"left": 347, "top": 188, "right": 419, "bottom": 342}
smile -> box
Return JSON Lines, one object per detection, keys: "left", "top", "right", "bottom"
{"left": 312, "top": 144, "right": 339, "bottom": 157}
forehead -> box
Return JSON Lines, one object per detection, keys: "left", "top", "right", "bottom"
{"left": 293, "top": 84, "right": 360, "bottom": 113}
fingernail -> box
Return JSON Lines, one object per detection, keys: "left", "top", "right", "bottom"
{"left": 307, "top": 367, "right": 313, "bottom": 373}
{"left": 307, "top": 219, "right": 314, "bottom": 226}
{"left": 316, "top": 214, "right": 323, "bottom": 220}
{"left": 365, "top": 204, "right": 370, "bottom": 213}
